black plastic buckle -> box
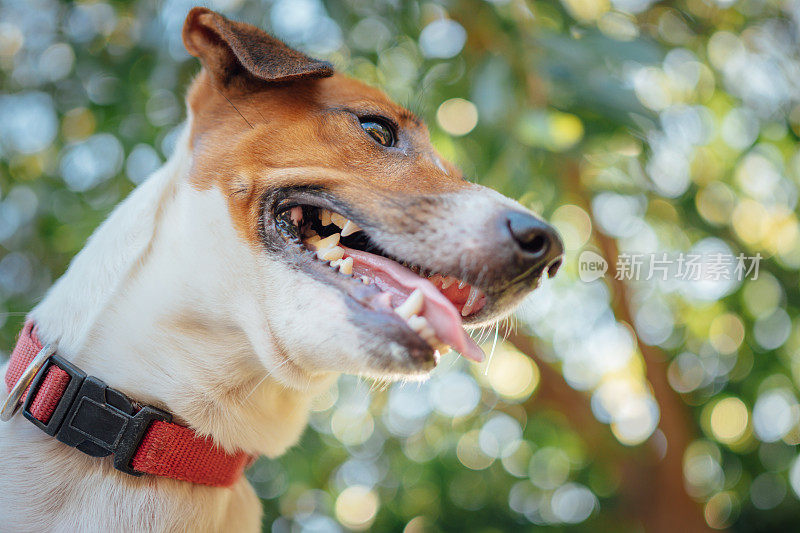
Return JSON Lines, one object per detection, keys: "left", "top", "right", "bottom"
{"left": 22, "top": 355, "right": 86, "bottom": 436}
{"left": 22, "top": 355, "right": 172, "bottom": 476}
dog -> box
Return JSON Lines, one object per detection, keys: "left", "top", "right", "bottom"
{"left": 0, "top": 7, "right": 563, "bottom": 531}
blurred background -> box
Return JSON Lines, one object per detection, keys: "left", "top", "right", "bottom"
{"left": 2, "top": 0, "right": 800, "bottom": 531}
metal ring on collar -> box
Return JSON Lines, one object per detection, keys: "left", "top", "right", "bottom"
{"left": 0, "top": 343, "right": 56, "bottom": 422}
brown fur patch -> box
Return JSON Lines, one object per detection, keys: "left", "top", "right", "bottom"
{"left": 184, "top": 69, "right": 469, "bottom": 248}
{"left": 183, "top": 7, "right": 333, "bottom": 87}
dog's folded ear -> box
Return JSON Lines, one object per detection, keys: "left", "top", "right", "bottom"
{"left": 182, "top": 7, "right": 334, "bottom": 86}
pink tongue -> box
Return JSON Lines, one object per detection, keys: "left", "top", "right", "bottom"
{"left": 343, "top": 247, "right": 484, "bottom": 362}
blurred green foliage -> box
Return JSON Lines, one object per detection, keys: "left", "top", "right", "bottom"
{"left": 2, "top": 0, "right": 800, "bottom": 531}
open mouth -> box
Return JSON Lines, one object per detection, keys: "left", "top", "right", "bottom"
{"left": 274, "top": 201, "right": 486, "bottom": 363}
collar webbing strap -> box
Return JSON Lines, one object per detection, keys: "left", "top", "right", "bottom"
{"left": 4, "top": 321, "right": 251, "bottom": 487}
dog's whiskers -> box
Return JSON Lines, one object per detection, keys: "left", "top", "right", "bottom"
{"left": 244, "top": 371, "right": 271, "bottom": 402}
{"left": 247, "top": 95, "right": 268, "bottom": 126}
{"left": 477, "top": 325, "right": 492, "bottom": 345}
{"left": 243, "top": 356, "right": 296, "bottom": 402}
{"left": 198, "top": 80, "right": 255, "bottom": 130}
{"left": 367, "top": 377, "right": 391, "bottom": 393}
{"left": 484, "top": 324, "right": 500, "bottom": 375}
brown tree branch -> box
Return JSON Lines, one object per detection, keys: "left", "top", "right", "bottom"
{"left": 506, "top": 330, "right": 614, "bottom": 446}
{"left": 561, "top": 160, "right": 709, "bottom": 532}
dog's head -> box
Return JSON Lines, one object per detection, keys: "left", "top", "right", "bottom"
{"left": 179, "top": 8, "right": 563, "bottom": 383}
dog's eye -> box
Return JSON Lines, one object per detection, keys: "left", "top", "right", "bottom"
{"left": 360, "top": 118, "right": 395, "bottom": 147}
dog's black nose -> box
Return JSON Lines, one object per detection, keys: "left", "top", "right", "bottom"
{"left": 505, "top": 211, "right": 564, "bottom": 275}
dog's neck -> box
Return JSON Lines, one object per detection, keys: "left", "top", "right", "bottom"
{"left": 28, "top": 123, "right": 333, "bottom": 457}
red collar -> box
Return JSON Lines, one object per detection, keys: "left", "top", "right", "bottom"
{"left": 2, "top": 321, "right": 251, "bottom": 487}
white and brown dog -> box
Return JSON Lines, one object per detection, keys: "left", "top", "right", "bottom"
{"left": 0, "top": 7, "right": 562, "bottom": 532}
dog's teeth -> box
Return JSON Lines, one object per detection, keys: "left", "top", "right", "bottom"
{"left": 419, "top": 325, "right": 437, "bottom": 341}
{"left": 461, "top": 286, "right": 481, "bottom": 317}
{"left": 407, "top": 314, "right": 449, "bottom": 352}
{"left": 320, "top": 209, "right": 332, "bottom": 226}
{"left": 330, "top": 212, "right": 347, "bottom": 229}
{"left": 458, "top": 279, "right": 468, "bottom": 290}
{"left": 339, "top": 257, "right": 353, "bottom": 275}
{"left": 340, "top": 220, "right": 361, "bottom": 237}
{"left": 360, "top": 275, "right": 370, "bottom": 284}
{"left": 318, "top": 245, "right": 345, "bottom": 261}
{"left": 309, "top": 233, "right": 339, "bottom": 251}
{"left": 306, "top": 235, "right": 322, "bottom": 246}
{"left": 420, "top": 329, "right": 443, "bottom": 350}
{"left": 434, "top": 343, "right": 451, "bottom": 354}
{"left": 467, "top": 285, "right": 481, "bottom": 302}
{"left": 407, "top": 314, "right": 428, "bottom": 333}
{"left": 441, "top": 276, "right": 456, "bottom": 289}
{"left": 394, "top": 289, "right": 424, "bottom": 319}
{"left": 330, "top": 259, "right": 342, "bottom": 268}
{"left": 290, "top": 206, "right": 303, "bottom": 226}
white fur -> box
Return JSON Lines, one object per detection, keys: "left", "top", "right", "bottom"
{"left": 0, "top": 122, "right": 342, "bottom": 531}
{"left": 0, "top": 114, "right": 536, "bottom": 530}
